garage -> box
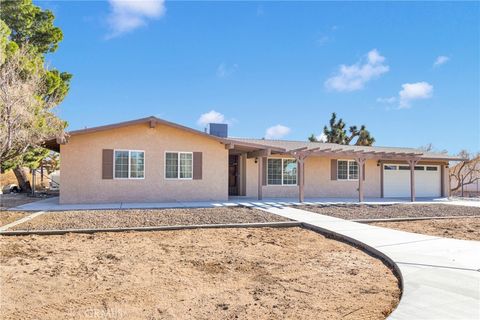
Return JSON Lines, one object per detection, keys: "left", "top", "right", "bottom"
{"left": 383, "top": 164, "right": 441, "bottom": 198}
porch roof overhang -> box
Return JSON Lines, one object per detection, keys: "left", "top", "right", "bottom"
{"left": 286, "top": 147, "right": 425, "bottom": 161}
{"left": 284, "top": 147, "right": 467, "bottom": 162}
{"left": 227, "top": 138, "right": 464, "bottom": 162}
{"left": 223, "top": 139, "right": 285, "bottom": 156}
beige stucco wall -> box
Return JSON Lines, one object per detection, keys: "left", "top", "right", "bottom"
{"left": 304, "top": 157, "right": 380, "bottom": 198}
{"left": 60, "top": 123, "right": 228, "bottom": 204}
{"left": 245, "top": 155, "right": 381, "bottom": 199}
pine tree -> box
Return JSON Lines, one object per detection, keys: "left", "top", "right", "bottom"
{"left": 1, "top": 0, "right": 71, "bottom": 192}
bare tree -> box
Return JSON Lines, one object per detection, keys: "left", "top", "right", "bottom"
{"left": 449, "top": 150, "right": 480, "bottom": 194}
{"left": 1, "top": 47, "right": 41, "bottom": 159}
{"left": 1, "top": 46, "right": 65, "bottom": 192}
{"left": 418, "top": 143, "right": 448, "bottom": 154}
{"left": 1, "top": 46, "right": 64, "bottom": 172}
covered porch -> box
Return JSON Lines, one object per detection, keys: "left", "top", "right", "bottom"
{"left": 224, "top": 139, "right": 457, "bottom": 203}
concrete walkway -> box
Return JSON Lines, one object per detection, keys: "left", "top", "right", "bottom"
{"left": 0, "top": 211, "right": 46, "bottom": 231}
{"left": 260, "top": 206, "right": 480, "bottom": 320}
{"left": 9, "top": 195, "right": 466, "bottom": 211}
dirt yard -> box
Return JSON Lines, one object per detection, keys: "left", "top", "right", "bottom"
{"left": 0, "top": 228, "right": 400, "bottom": 320}
{"left": 10, "top": 207, "right": 290, "bottom": 231}
{"left": 0, "top": 211, "right": 28, "bottom": 227}
{"left": 370, "top": 217, "right": 480, "bottom": 241}
{"left": 0, "top": 194, "right": 41, "bottom": 210}
{"left": 304, "top": 203, "right": 480, "bottom": 220}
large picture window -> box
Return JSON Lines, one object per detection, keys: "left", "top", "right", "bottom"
{"left": 165, "top": 152, "right": 193, "bottom": 179}
{"left": 337, "top": 160, "right": 358, "bottom": 181}
{"left": 267, "top": 158, "right": 297, "bottom": 185}
{"left": 114, "top": 150, "right": 144, "bottom": 179}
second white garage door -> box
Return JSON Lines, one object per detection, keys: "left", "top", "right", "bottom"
{"left": 383, "top": 164, "right": 441, "bottom": 198}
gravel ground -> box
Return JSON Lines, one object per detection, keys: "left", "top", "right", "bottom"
{"left": 0, "top": 211, "right": 28, "bottom": 227}
{"left": 370, "top": 217, "right": 480, "bottom": 241}
{"left": 303, "top": 204, "right": 480, "bottom": 220}
{"left": 11, "top": 207, "right": 290, "bottom": 231}
{"left": 0, "top": 228, "right": 400, "bottom": 320}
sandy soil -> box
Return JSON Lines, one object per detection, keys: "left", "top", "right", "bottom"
{"left": 304, "top": 204, "right": 480, "bottom": 220}
{"left": 11, "top": 207, "right": 290, "bottom": 231}
{"left": 0, "top": 211, "right": 28, "bottom": 227}
{"left": 0, "top": 228, "right": 400, "bottom": 320}
{"left": 370, "top": 217, "right": 480, "bottom": 241}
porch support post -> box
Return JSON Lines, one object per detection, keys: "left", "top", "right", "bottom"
{"left": 298, "top": 158, "right": 305, "bottom": 203}
{"left": 355, "top": 157, "right": 366, "bottom": 202}
{"left": 408, "top": 159, "right": 419, "bottom": 202}
{"left": 257, "top": 156, "right": 263, "bottom": 200}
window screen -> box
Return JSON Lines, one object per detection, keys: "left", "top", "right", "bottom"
{"left": 179, "top": 153, "right": 193, "bottom": 179}
{"left": 267, "top": 159, "right": 282, "bottom": 185}
{"left": 282, "top": 159, "right": 297, "bottom": 185}
{"left": 337, "top": 160, "right": 348, "bottom": 180}
{"left": 114, "top": 151, "right": 129, "bottom": 178}
{"left": 130, "top": 151, "right": 145, "bottom": 178}
{"left": 165, "top": 152, "right": 179, "bottom": 178}
{"left": 348, "top": 161, "right": 359, "bottom": 180}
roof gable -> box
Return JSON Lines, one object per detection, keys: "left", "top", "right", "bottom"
{"left": 67, "top": 116, "right": 226, "bottom": 142}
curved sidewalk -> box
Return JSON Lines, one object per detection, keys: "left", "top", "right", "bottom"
{"left": 261, "top": 206, "right": 480, "bottom": 320}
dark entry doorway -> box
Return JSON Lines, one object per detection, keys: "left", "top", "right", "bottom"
{"left": 228, "top": 155, "right": 239, "bottom": 196}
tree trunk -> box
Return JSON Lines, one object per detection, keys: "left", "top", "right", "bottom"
{"left": 13, "top": 166, "right": 32, "bottom": 193}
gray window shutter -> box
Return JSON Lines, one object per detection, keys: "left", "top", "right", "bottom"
{"left": 331, "top": 159, "right": 337, "bottom": 180}
{"left": 193, "top": 152, "right": 202, "bottom": 180}
{"left": 262, "top": 158, "right": 267, "bottom": 186}
{"left": 102, "top": 149, "right": 114, "bottom": 179}
{"left": 363, "top": 163, "right": 366, "bottom": 181}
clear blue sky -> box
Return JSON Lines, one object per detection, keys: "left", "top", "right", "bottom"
{"left": 41, "top": 1, "right": 479, "bottom": 154}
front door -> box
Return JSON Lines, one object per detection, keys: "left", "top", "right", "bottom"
{"left": 228, "top": 155, "right": 239, "bottom": 196}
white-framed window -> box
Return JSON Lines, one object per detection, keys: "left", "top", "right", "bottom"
{"left": 165, "top": 152, "right": 193, "bottom": 179}
{"left": 114, "top": 150, "right": 145, "bottom": 179}
{"left": 384, "top": 165, "right": 398, "bottom": 171}
{"left": 267, "top": 158, "right": 297, "bottom": 185}
{"left": 337, "top": 160, "right": 358, "bottom": 181}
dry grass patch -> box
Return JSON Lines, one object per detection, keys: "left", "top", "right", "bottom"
{"left": 11, "top": 207, "right": 290, "bottom": 231}
{"left": 370, "top": 217, "right": 480, "bottom": 241}
{"left": 0, "top": 228, "right": 400, "bottom": 320}
{"left": 0, "top": 211, "right": 28, "bottom": 227}
{"left": 304, "top": 204, "right": 480, "bottom": 220}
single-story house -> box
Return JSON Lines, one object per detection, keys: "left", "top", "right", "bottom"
{"left": 44, "top": 116, "right": 462, "bottom": 204}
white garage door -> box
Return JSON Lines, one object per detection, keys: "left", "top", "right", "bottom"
{"left": 383, "top": 164, "right": 441, "bottom": 198}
